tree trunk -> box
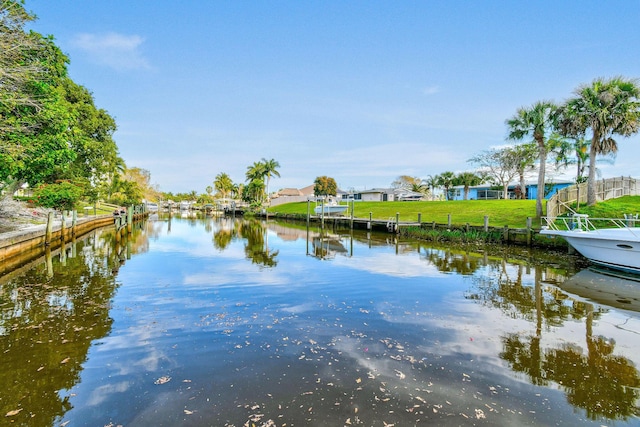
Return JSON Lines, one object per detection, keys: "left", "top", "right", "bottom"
{"left": 536, "top": 141, "right": 547, "bottom": 218}
{"left": 587, "top": 131, "right": 599, "bottom": 206}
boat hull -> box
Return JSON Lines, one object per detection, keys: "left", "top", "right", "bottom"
{"left": 541, "top": 228, "right": 640, "bottom": 273}
{"left": 314, "top": 206, "right": 348, "bottom": 215}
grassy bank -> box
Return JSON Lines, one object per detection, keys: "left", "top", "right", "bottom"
{"left": 269, "top": 199, "right": 540, "bottom": 228}
{"left": 269, "top": 196, "right": 640, "bottom": 229}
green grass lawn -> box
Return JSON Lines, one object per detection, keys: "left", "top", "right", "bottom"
{"left": 570, "top": 196, "right": 640, "bottom": 218}
{"left": 269, "top": 199, "right": 541, "bottom": 228}
{"left": 268, "top": 196, "right": 640, "bottom": 229}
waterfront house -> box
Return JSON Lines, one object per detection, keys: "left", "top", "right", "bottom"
{"left": 450, "top": 180, "right": 573, "bottom": 201}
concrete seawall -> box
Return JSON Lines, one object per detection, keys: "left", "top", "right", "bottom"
{"left": 0, "top": 214, "right": 115, "bottom": 265}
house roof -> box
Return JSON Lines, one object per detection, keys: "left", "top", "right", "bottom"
{"left": 276, "top": 188, "right": 303, "bottom": 196}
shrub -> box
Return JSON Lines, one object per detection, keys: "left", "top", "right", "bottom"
{"left": 33, "top": 181, "right": 83, "bottom": 211}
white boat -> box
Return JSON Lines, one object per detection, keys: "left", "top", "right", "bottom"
{"left": 314, "top": 198, "right": 348, "bottom": 216}
{"left": 540, "top": 214, "right": 640, "bottom": 273}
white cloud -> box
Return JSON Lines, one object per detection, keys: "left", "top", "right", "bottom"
{"left": 71, "top": 32, "right": 151, "bottom": 71}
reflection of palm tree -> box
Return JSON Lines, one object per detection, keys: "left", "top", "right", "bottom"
{"left": 421, "top": 248, "right": 480, "bottom": 275}
{"left": 238, "top": 220, "right": 278, "bottom": 267}
{"left": 491, "top": 265, "right": 640, "bottom": 421}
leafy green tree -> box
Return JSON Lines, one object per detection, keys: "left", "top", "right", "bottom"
{"left": 313, "top": 176, "right": 337, "bottom": 196}
{"left": 507, "top": 101, "right": 560, "bottom": 217}
{"left": 33, "top": 181, "right": 83, "bottom": 211}
{"left": 0, "top": 1, "right": 45, "bottom": 130}
{"left": 60, "top": 79, "right": 119, "bottom": 186}
{"left": 559, "top": 77, "right": 640, "bottom": 206}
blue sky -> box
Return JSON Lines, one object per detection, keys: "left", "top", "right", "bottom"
{"left": 27, "top": 1, "right": 640, "bottom": 194}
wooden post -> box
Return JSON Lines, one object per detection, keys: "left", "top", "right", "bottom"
{"left": 484, "top": 216, "right": 489, "bottom": 232}
{"left": 115, "top": 217, "right": 121, "bottom": 242}
{"left": 395, "top": 212, "right": 399, "bottom": 233}
{"left": 465, "top": 223, "right": 470, "bottom": 233}
{"left": 306, "top": 200, "right": 310, "bottom": 227}
{"left": 526, "top": 217, "right": 532, "bottom": 246}
{"left": 127, "top": 207, "right": 133, "bottom": 233}
{"left": 45, "top": 246, "right": 53, "bottom": 279}
{"left": 368, "top": 212, "right": 372, "bottom": 230}
{"left": 417, "top": 213, "right": 421, "bottom": 224}
{"left": 503, "top": 225, "right": 509, "bottom": 243}
{"left": 71, "top": 210, "right": 77, "bottom": 236}
{"left": 350, "top": 199, "right": 354, "bottom": 230}
{"left": 45, "top": 212, "right": 54, "bottom": 246}
{"left": 447, "top": 214, "right": 451, "bottom": 228}
{"left": 60, "top": 211, "right": 66, "bottom": 241}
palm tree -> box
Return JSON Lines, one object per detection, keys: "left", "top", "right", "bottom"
{"left": 455, "top": 171, "right": 484, "bottom": 200}
{"left": 510, "top": 142, "right": 538, "bottom": 199}
{"left": 214, "top": 172, "right": 234, "bottom": 199}
{"left": 437, "top": 171, "right": 456, "bottom": 201}
{"left": 559, "top": 77, "right": 640, "bottom": 206}
{"left": 245, "top": 161, "right": 266, "bottom": 205}
{"left": 507, "top": 101, "right": 559, "bottom": 217}
{"left": 261, "top": 158, "right": 280, "bottom": 203}
{"left": 423, "top": 174, "right": 439, "bottom": 200}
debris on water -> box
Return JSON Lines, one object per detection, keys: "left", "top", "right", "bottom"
{"left": 5, "top": 408, "right": 22, "bottom": 417}
{"left": 154, "top": 376, "right": 171, "bottom": 385}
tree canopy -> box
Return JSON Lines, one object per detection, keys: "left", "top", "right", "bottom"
{"left": 1, "top": 0, "right": 129, "bottom": 205}
{"left": 314, "top": 176, "right": 337, "bottom": 196}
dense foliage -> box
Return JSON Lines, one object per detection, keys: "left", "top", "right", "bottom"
{"left": 0, "top": 1, "right": 152, "bottom": 208}
{"left": 313, "top": 176, "right": 337, "bottom": 196}
{"left": 32, "top": 181, "right": 83, "bottom": 211}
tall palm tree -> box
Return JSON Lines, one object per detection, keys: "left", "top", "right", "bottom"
{"left": 423, "top": 174, "right": 439, "bottom": 200}
{"left": 560, "top": 77, "right": 640, "bottom": 206}
{"left": 245, "top": 161, "right": 266, "bottom": 204}
{"left": 261, "top": 158, "right": 280, "bottom": 203}
{"left": 214, "top": 172, "right": 233, "bottom": 199}
{"left": 436, "top": 171, "right": 456, "bottom": 201}
{"left": 507, "top": 101, "right": 560, "bottom": 217}
{"left": 455, "top": 171, "right": 484, "bottom": 200}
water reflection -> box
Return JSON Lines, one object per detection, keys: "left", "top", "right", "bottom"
{"left": 1, "top": 216, "right": 639, "bottom": 425}
{"left": 0, "top": 220, "right": 157, "bottom": 425}
{"left": 467, "top": 263, "right": 640, "bottom": 421}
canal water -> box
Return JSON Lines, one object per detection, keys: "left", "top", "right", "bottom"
{"left": 1, "top": 214, "right": 639, "bottom": 426}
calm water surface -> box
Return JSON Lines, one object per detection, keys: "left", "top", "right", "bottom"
{"left": 1, "top": 214, "right": 639, "bottom": 426}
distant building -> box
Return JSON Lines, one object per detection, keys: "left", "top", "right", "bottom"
{"left": 340, "top": 188, "right": 425, "bottom": 202}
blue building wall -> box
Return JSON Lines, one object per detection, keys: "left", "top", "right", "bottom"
{"left": 452, "top": 183, "right": 572, "bottom": 201}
